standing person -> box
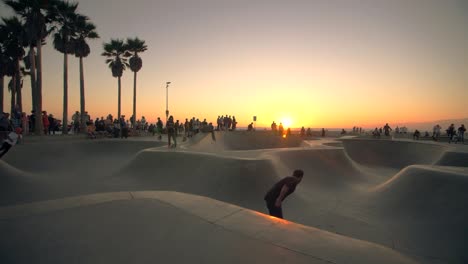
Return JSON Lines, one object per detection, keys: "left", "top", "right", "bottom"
{"left": 120, "top": 115, "right": 128, "bottom": 139}
{"left": 264, "top": 169, "right": 304, "bottom": 219}
{"left": 48, "top": 114, "right": 55, "bottom": 135}
{"left": 383, "top": 123, "right": 392, "bottom": 136}
{"left": 72, "top": 111, "right": 80, "bottom": 133}
{"left": 166, "top": 115, "right": 176, "bottom": 148}
{"left": 42, "top": 111, "right": 50, "bottom": 135}
{"left": 0, "top": 131, "right": 18, "bottom": 158}
{"left": 278, "top": 123, "right": 284, "bottom": 136}
{"left": 29, "top": 111, "right": 36, "bottom": 133}
{"left": 447, "top": 124, "right": 456, "bottom": 143}
{"left": 458, "top": 124, "right": 466, "bottom": 144}
{"left": 432, "top": 124, "right": 441, "bottom": 141}
{"left": 156, "top": 117, "right": 163, "bottom": 140}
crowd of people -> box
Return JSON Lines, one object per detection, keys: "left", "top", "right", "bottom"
{"left": 1, "top": 109, "right": 467, "bottom": 150}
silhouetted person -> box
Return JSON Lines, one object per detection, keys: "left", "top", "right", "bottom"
{"left": 300, "top": 126, "right": 305, "bottom": 137}
{"left": 247, "top": 122, "right": 254, "bottom": 131}
{"left": 383, "top": 123, "right": 392, "bottom": 136}
{"left": 372, "top": 128, "right": 380, "bottom": 138}
{"left": 156, "top": 117, "right": 163, "bottom": 140}
{"left": 447, "top": 124, "right": 456, "bottom": 143}
{"left": 413, "top": 130, "right": 420, "bottom": 140}
{"left": 458, "top": 124, "right": 466, "bottom": 143}
{"left": 271, "top": 121, "right": 277, "bottom": 132}
{"left": 120, "top": 115, "right": 128, "bottom": 138}
{"left": 432, "top": 124, "right": 441, "bottom": 141}
{"left": 264, "top": 169, "right": 304, "bottom": 219}
{"left": 166, "top": 115, "right": 177, "bottom": 148}
{"left": 321, "top": 128, "right": 325, "bottom": 137}
{"left": 278, "top": 123, "right": 284, "bottom": 136}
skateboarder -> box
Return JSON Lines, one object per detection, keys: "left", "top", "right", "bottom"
{"left": 0, "top": 131, "right": 18, "bottom": 159}
{"left": 264, "top": 169, "right": 304, "bottom": 219}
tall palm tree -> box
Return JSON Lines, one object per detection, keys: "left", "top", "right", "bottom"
{"left": 50, "top": 0, "right": 78, "bottom": 134}
{"left": 0, "top": 27, "right": 8, "bottom": 113}
{"left": 0, "top": 53, "right": 5, "bottom": 114}
{"left": 3, "top": 0, "right": 56, "bottom": 135}
{"left": 102, "top": 39, "right": 130, "bottom": 122}
{"left": 0, "top": 16, "right": 26, "bottom": 113}
{"left": 73, "top": 14, "right": 98, "bottom": 133}
{"left": 126, "top": 37, "right": 147, "bottom": 128}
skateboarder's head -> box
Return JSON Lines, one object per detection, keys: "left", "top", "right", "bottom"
{"left": 293, "top": 169, "right": 304, "bottom": 183}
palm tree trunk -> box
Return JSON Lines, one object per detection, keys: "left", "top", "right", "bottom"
{"left": 118, "top": 76, "right": 121, "bottom": 121}
{"left": 79, "top": 56, "right": 86, "bottom": 133}
{"left": 0, "top": 76, "right": 4, "bottom": 113}
{"left": 133, "top": 71, "right": 137, "bottom": 128}
{"left": 34, "top": 40, "right": 43, "bottom": 135}
{"left": 10, "top": 76, "right": 16, "bottom": 115}
{"left": 62, "top": 53, "right": 68, "bottom": 134}
{"left": 15, "top": 58, "right": 22, "bottom": 112}
{"left": 29, "top": 48, "right": 37, "bottom": 113}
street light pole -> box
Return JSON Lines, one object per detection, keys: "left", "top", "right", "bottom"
{"left": 165, "top": 82, "right": 171, "bottom": 123}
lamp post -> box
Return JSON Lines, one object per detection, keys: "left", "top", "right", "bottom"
{"left": 165, "top": 82, "right": 171, "bottom": 123}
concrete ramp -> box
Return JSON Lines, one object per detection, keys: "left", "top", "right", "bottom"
{"left": 273, "top": 149, "right": 369, "bottom": 189}
{"left": 0, "top": 191, "right": 417, "bottom": 264}
{"left": 342, "top": 139, "right": 447, "bottom": 169}
{"left": 113, "top": 150, "right": 279, "bottom": 211}
{"left": 435, "top": 151, "right": 468, "bottom": 167}
{"left": 370, "top": 165, "right": 468, "bottom": 263}
{"left": 0, "top": 161, "right": 46, "bottom": 206}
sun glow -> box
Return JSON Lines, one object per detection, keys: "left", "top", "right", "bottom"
{"left": 281, "top": 117, "right": 293, "bottom": 128}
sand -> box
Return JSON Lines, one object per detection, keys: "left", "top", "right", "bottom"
{"left": 1, "top": 131, "right": 467, "bottom": 263}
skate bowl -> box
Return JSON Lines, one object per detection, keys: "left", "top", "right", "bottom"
{"left": 1, "top": 133, "right": 468, "bottom": 263}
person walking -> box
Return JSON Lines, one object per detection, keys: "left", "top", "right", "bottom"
{"left": 166, "top": 115, "right": 177, "bottom": 148}
{"left": 264, "top": 169, "right": 304, "bottom": 219}
{"left": 458, "top": 124, "right": 466, "bottom": 144}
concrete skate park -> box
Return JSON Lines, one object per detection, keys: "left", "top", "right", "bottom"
{"left": 1, "top": 132, "right": 467, "bottom": 264}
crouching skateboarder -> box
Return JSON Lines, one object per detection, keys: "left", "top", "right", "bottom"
{"left": 264, "top": 169, "right": 304, "bottom": 219}
{"left": 0, "top": 131, "right": 18, "bottom": 159}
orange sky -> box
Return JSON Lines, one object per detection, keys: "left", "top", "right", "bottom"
{"left": 2, "top": 0, "right": 467, "bottom": 129}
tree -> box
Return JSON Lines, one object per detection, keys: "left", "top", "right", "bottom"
{"left": 0, "top": 16, "right": 26, "bottom": 113}
{"left": 126, "top": 37, "right": 147, "bottom": 129}
{"left": 0, "top": 22, "right": 10, "bottom": 113}
{"left": 50, "top": 0, "right": 78, "bottom": 134}
{"left": 0, "top": 39, "right": 6, "bottom": 113}
{"left": 3, "top": 0, "right": 56, "bottom": 135}
{"left": 102, "top": 39, "right": 129, "bottom": 122}
{"left": 73, "top": 14, "right": 98, "bottom": 133}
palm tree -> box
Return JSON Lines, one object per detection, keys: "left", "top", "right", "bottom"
{"left": 102, "top": 39, "right": 130, "bottom": 122}
{"left": 126, "top": 37, "right": 147, "bottom": 128}
{"left": 73, "top": 14, "right": 98, "bottom": 133}
{"left": 0, "top": 52, "right": 5, "bottom": 114}
{"left": 0, "top": 16, "right": 26, "bottom": 113}
{"left": 3, "top": 0, "right": 55, "bottom": 135}
{"left": 0, "top": 27, "right": 8, "bottom": 113}
{"left": 50, "top": 0, "right": 78, "bottom": 134}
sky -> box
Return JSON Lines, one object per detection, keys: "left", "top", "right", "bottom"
{"left": 1, "top": 0, "right": 467, "bottom": 129}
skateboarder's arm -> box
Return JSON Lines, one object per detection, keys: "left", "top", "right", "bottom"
{"left": 275, "top": 185, "right": 289, "bottom": 207}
